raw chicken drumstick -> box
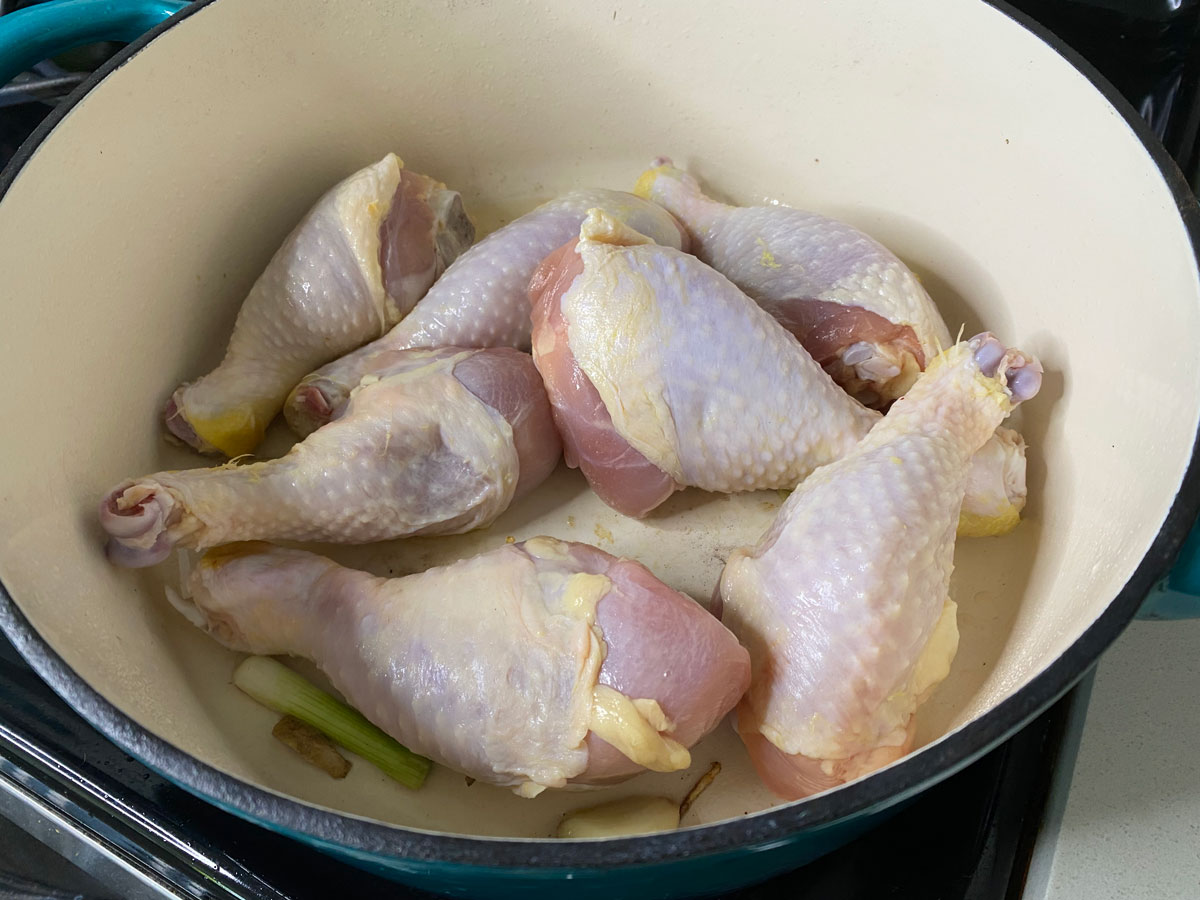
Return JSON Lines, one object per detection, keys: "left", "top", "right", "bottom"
{"left": 284, "top": 189, "right": 688, "bottom": 437}
{"left": 166, "top": 153, "right": 473, "bottom": 457}
{"left": 634, "top": 159, "right": 950, "bottom": 407}
{"left": 530, "top": 210, "right": 1020, "bottom": 531}
{"left": 178, "top": 538, "right": 751, "bottom": 795}
{"left": 103, "top": 348, "right": 559, "bottom": 567}
{"left": 718, "top": 334, "right": 1041, "bottom": 801}
{"left": 635, "top": 160, "right": 1029, "bottom": 535}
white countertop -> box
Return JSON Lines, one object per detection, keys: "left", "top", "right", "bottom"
{"left": 1026, "top": 618, "right": 1200, "bottom": 900}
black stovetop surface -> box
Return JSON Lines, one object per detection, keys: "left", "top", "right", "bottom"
{"left": 1, "top": 1, "right": 1197, "bottom": 898}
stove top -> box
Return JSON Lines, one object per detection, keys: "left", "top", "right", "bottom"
{"left": 0, "top": 1, "right": 1197, "bottom": 898}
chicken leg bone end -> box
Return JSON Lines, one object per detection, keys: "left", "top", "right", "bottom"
{"left": 99, "top": 481, "right": 182, "bottom": 568}
{"left": 968, "top": 332, "right": 1043, "bottom": 404}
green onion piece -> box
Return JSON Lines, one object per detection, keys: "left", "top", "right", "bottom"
{"left": 232, "top": 656, "right": 431, "bottom": 790}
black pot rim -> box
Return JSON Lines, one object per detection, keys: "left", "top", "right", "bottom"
{"left": 2, "top": 0, "right": 1198, "bottom": 872}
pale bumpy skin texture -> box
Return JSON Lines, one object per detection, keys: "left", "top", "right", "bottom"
{"left": 554, "top": 211, "right": 879, "bottom": 501}
{"left": 181, "top": 539, "right": 749, "bottom": 794}
{"left": 103, "top": 349, "right": 560, "bottom": 567}
{"left": 719, "top": 335, "right": 1042, "bottom": 801}
{"left": 635, "top": 160, "right": 952, "bottom": 405}
{"left": 166, "top": 153, "right": 473, "bottom": 458}
{"left": 284, "top": 189, "right": 687, "bottom": 436}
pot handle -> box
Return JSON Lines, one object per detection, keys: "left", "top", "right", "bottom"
{"left": 0, "top": 0, "right": 187, "bottom": 87}
{"left": 1139, "top": 518, "right": 1200, "bottom": 619}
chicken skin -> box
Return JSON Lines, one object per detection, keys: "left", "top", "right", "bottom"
{"left": 718, "top": 334, "right": 1041, "bottom": 800}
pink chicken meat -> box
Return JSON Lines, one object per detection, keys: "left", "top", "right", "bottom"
{"left": 166, "top": 154, "right": 473, "bottom": 457}
{"left": 719, "top": 334, "right": 1041, "bottom": 800}
{"left": 284, "top": 189, "right": 687, "bottom": 437}
{"left": 103, "top": 348, "right": 560, "bottom": 567}
{"left": 530, "top": 211, "right": 1021, "bottom": 531}
{"left": 178, "top": 538, "right": 751, "bottom": 795}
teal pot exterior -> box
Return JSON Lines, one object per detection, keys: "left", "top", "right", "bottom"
{"left": 303, "top": 808, "right": 901, "bottom": 899}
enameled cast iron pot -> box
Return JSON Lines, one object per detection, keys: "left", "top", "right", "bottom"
{"left": 1, "top": 1, "right": 1199, "bottom": 896}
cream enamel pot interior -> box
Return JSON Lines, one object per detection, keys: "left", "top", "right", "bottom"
{"left": 1, "top": 0, "right": 1199, "bottom": 896}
